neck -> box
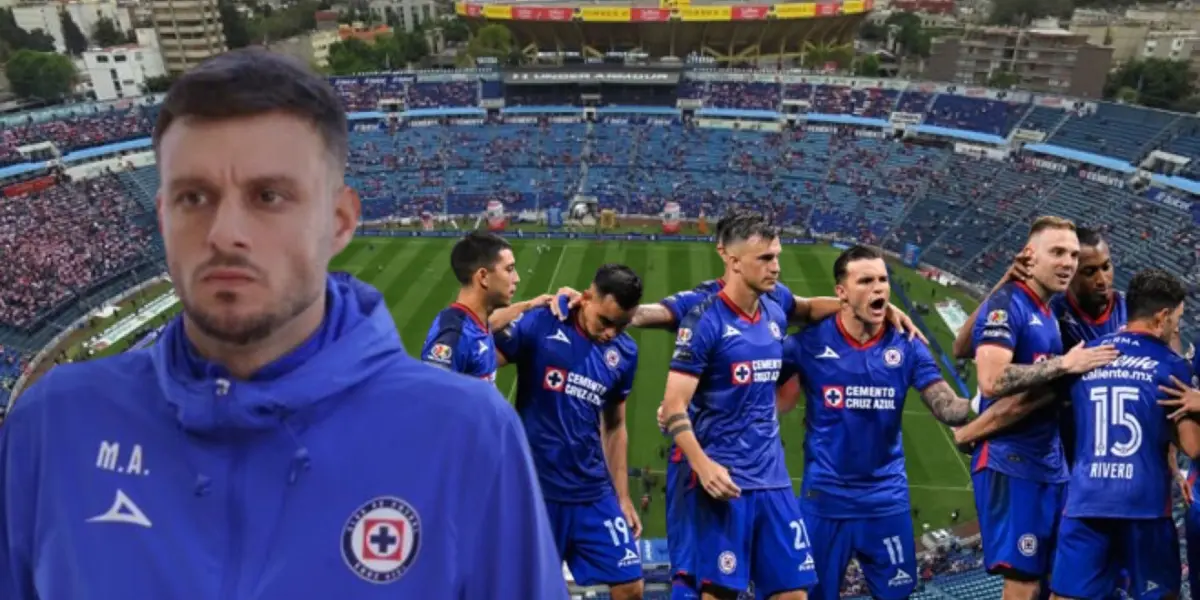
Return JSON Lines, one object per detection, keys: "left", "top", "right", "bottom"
{"left": 184, "top": 295, "right": 326, "bottom": 380}
{"left": 1024, "top": 278, "right": 1055, "bottom": 304}
{"left": 1073, "top": 291, "right": 1110, "bottom": 318}
{"left": 454, "top": 288, "right": 493, "bottom": 320}
{"left": 1123, "top": 321, "right": 1162, "bottom": 340}
{"left": 839, "top": 308, "right": 881, "bottom": 343}
{"left": 723, "top": 277, "right": 760, "bottom": 317}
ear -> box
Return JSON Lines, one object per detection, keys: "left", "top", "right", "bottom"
{"left": 474, "top": 266, "right": 490, "bottom": 289}
{"left": 331, "top": 185, "right": 360, "bottom": 255}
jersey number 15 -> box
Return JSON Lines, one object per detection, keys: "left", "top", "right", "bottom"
{"left": 1090, "top": 386, "right": 1144, "bottom": 458}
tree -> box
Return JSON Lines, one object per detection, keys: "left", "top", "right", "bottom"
{"left": 1104, "top": 58, "right": 1196, "bottom": 110}
{"left": 988, "top": 0, "right": 1071, "bottom": 25}
{"left": 988, "top": 70, "right": 1020, "bottom": 89}
{"left": 855, "top": 53, "right": 881, "bottom": 77}
{"left": 7, "top": 50, "right": 76, "bottom": 100}
{"left": 463, "top": 23, "right": 514, "bottom": 65}
{"left": 441, "top": 16, "right": 469, "bottom": 43}
{"left": 219, "top": 0, "right": 251, "bottom": 48}
{"left": 91, "top": 16, "right": 124, "bottom": 47}
{"left": 328, "top": 38, "right": 378, "bottom": 74}
{"left": 25, "top": 28, "right": 54, "bottom": 52}
{"left": 140, "top": 74, "right": 175, "bottom": 94}
{"left": 885, "top": 12, "right": 932, "bottom": 58}
{"left": 59, "top": 9, "right": 88, "bottom": 55}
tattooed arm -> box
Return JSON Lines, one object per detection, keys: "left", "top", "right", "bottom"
{"left": 953, "top": 387, "right": 1058, "bottom": 446}
{"left": 976, "top": 343, "right": 1119, "bottom": 400}
{"left": 918, "top": 381, "right": 972, "bottom": 426}
{"left": 631, "top": 303, "right": 676, "bottom": 329}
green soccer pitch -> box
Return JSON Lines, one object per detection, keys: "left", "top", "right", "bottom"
{"left": 331, "top": 235, "right": 983, "bottom": 539}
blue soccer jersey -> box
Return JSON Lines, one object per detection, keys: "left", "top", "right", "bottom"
{"left": 786, "top": 316, "right": 944, "bottom": 519}
{"left": 1064, "top": 332, "right": 1190, "bottom": 519}
{"left": 660, "top": 279, "right": 797, "bottom": 326}
{"left": 420, "top": 303, "right": 497, "bottom": 382}
{"left": 1051, "top": 292, "right": 1127, "bottom": 350}
{"left": 494, "top": 307, "right": 638, "bottom": 503}
{"left": 1051, "top": 291, "right": 1127, "bottom": 467}
{"left": 669, "top": 291, "right": 790, "bottom": 490}
{"left": 784, "top": 316, "right": 941, "bottom": 600}
{"left": 970, "top": 281, "right": 1068, "bottom": 483}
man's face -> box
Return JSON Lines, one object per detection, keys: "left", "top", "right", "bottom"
{"left": 156, "top": 112, "right": 358, "bottom": 346}
{"left": 1164, "top": 303, "right": 1185, "bottom": 346}
{"left": 728, "top": 235, "right": 782, "bottom": 294}
{"left": 1070, "top": 242, "right": 1114, "bottom": 306}
{"left": 579, "top": 289, "right": 634, "bottom": 344}
{"left": 1026, "top": 228, "right": 1080, "bottom": 294}
{"left": 836, "top": 258, "right": 890, "bottom": 326}
{"left": 482, "top": 248, "right": 519, "bottom": 308}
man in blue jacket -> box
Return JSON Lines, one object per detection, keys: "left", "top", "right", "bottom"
{"left": 0, "top": 49, "right": 567, "bottom": 599}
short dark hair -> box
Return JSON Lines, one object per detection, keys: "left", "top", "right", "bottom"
{"left": 450, "top": 232, "right": 511, "bottom": 285}
{"left": 153, "top": 49, "right": 348, "bottom": 169}
{"left": 1127, "top": 268, "right": 1186, "bottom": 322}
{"left": 715, "top": 208, "right": 753, "bottom": 245}
{"left": 833, "top": 245, "right": 885, "bottom": 283}
{"left": 721, "top": 212, "right": 778, "bottom": 247}
{"left": 593, "top": 264, "right": 644, "bottom": 311}
{"left": 1076, "top": 227, "right": 1105, "bottom": 248}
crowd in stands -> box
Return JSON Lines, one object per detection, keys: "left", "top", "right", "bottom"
{"left": 0, "top": 174, "right": 153, "bottom": 329}
{"left": 0, "top": 76, "right": 1199, "bottom": 591}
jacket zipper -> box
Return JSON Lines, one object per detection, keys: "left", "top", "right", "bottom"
{"left": 216, "top": 379, "right": 245, "bottom": 600}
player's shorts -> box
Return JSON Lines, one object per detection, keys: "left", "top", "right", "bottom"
{"left": 971, "top": 468, "right": 1064, "bottom": 580}
{"left": 693, "top": 487, "right": 818, "bottom": 596}
{"left": 665, "top": 453, "right": 699, "bottom": 594}
{"left": 545, "top": 494, "right": 643, "bottom": 587}
{"left": 803, "top": 510, "right": 917, "bottom": 600}
{"left": 1049, "top": 516, "right": 1179, "bottom": 599}
{"left": 1185, "top": 501, "right": 1200, "bottom": 596}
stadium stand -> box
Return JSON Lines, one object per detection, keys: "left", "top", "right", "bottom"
{"left": 2, "top": 71, "right": 1200, "bottom": 597}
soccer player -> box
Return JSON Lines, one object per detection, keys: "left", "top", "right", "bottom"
{"left": 662, "top": 217, "right": 815, "bottom": 600}
{"left": 420, "top": 231, "right": 550, "bottom": 381}
{"left": 965, "top": 216, "right": 1118, "bottom": 599}
{"left": 494, "top": 264, "right": 646, "bottom": 600}
{"left": 775, "top": 245, "right": 973, "bottom": 600}
{"left": 1049, "top": 268, "right": 1200, "bottom": 599}
{"left": 0, "top": 50, "right": 567, "bottom": 599}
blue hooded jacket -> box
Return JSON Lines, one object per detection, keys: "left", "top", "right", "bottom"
{"left": 0, "top": 273, "right": 567, "bottom": 600}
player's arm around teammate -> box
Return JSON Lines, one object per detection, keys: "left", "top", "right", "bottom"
{"left": 953, "top": 253, "right": 1033, "bottom": 359}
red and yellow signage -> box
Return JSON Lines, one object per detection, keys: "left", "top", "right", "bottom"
{"left": 579, "top": 6, "right": 631, "bottom": 21}
{"left": 455, "top": 0, "right": 868, "bottom": 22}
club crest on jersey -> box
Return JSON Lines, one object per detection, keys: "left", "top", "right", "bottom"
{"left": 544, "top": 367, "right": 567, "bottom": 392}
{"left": 1017, "top": 534, "right": 1037, "bottom": 557}
{"left": 768, "top": 321, "right": 782, "bottom": 340}
{"left": 822, "top": 385, "right": 845, "bottom": 409}
{"left": 883, "top": 347, "right": 903, "bottom": 368}
{"left": 341, "top": 496, "right": 422, "bottom": 584}
{"left": 987, "top": 310, "right": 1007, "bottom": 326}
{"left": 605, "top": 349, "right": 620, "bottom": 368}
{"left": 731, "top": 362, "right": 752, "bottom": 385}
{"left": 677, "top": 328, "right": 693, "bottom": 345}
{"left": 428, "top": 344, "right": 452, "bottom": 363}
{"left": 718, "top": 551, "right": 737, "bottom": 575}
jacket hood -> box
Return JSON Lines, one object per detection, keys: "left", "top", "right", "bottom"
{"left": 152, "top": 272, "right": 405, "bottom": 434}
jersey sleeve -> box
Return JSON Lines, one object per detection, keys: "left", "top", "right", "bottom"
{"left": 659, "top": 289, "right": 699, "bottom": 325}
{"left": 973, "top": 286, "right": 1021, "bottom": 352}
{"left": 910, "top": 339, "right": 945, "bottom": 391}
{"left": 421, "top": 316, "right": 469, "bottom": 372}
{"left": 768, "top": 281, "right": 797, "bottom": 318}
{"left": 669, "top": 308, "right": 717, "bottom": 377}
{"left": 494, "top": 310, "right": 535, "bottom": 364}
{"left": 612, "top": 348, "right": 638, "bottom": 404}
{"left": 463, "top": 390, "right": 570, "bottom": 599}
{"left": 779, "top": 333, "right": 802, "bottom": 383}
